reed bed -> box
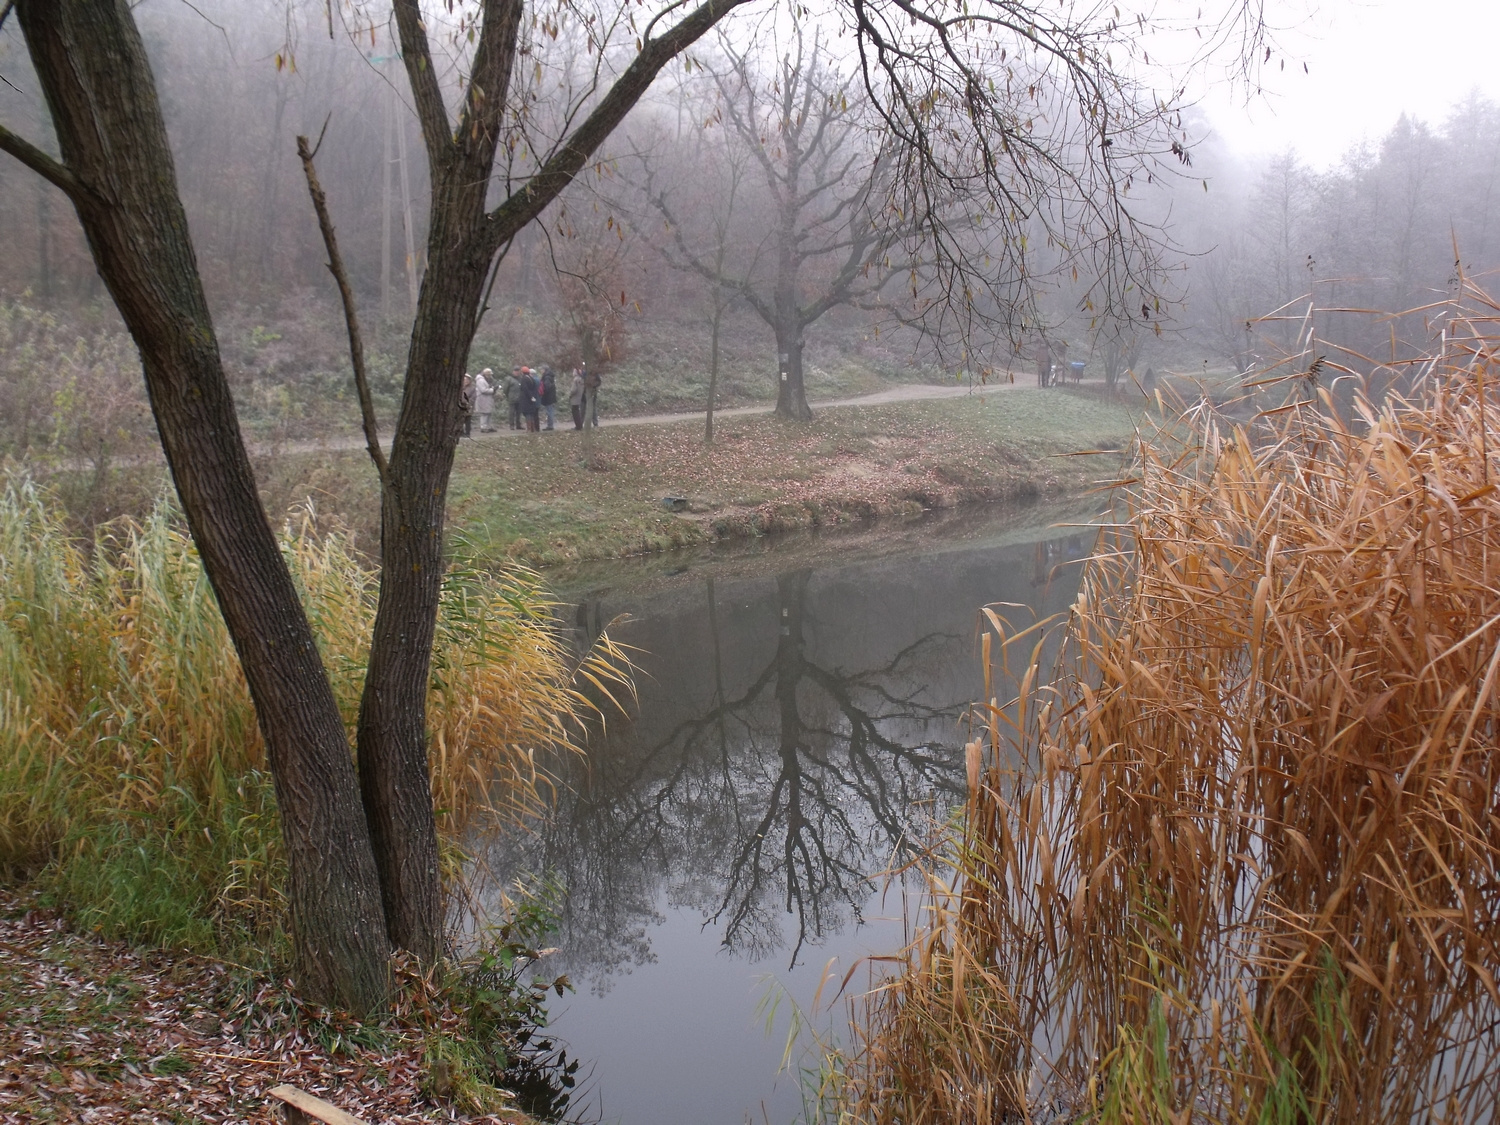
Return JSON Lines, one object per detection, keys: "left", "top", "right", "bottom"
{"left": 0, "top": 478, "right": 626, "bottom": 960}
{"left": 833, "top": 308, "right": 1500, "bottom": 1122}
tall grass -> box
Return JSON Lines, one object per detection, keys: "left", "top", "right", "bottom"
{"left": 0, "top": 479, "right": 626, "bottom": 963}
{"left": 832, "top": 302, "right": 1500, "bottom": 1122}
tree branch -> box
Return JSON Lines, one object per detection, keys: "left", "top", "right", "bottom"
{"left": 454, "top": 0, "right": 523, "bottom": 168}
{"left": 297, "top": 129, "right": 388, "bottom": 488}
{"left": 0, "top": 121, "right": 84, "bottom": 200}
{"left": 391, "top": 0, "right": 453, "bottom": 174}
{"left": 482, "top": 0, "right": 751, "bottom": 253}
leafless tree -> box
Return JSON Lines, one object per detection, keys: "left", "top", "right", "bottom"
{"left": 0, "top": 0, "right": 1268, "bottom": 1009}
{"left": 637, "top": 30, "right": 912, "bottom": 419}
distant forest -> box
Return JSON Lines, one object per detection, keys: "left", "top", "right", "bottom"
{"left": 4, "top": 2, "right": 1500, "bottom": 459}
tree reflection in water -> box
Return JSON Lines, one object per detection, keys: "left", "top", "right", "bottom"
{"left": 487, "top": 562, "right": 969, "bottom": 989}
{"left": 672, "top": 569, "right": 960, "bottom": 963}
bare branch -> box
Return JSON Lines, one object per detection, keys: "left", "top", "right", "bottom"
{"left": 482, "top": 0, "right": 752, "bottom": 254}
{"left": 297, "top": 129, "right": 388, "bottom": 488}
{"left": 0, "top": 122, "right": 84, "bottom": 200}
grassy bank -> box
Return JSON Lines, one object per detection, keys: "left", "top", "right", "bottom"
{"left": 450, "top": 388, "right": 1140, "bottom": 567}
{"left": 0, "top": 483, "right": 610, "bottom": 956}
{"left": 0, "top": 481, "right": 626, "bottom": 1120}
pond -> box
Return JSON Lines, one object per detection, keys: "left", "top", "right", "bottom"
{"left": 483, "top": 500, "right": 1099, "bottom": 1125}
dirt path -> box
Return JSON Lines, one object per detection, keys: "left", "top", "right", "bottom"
{"left": 275, "top": 375, "right": 1028, "bottom": 458}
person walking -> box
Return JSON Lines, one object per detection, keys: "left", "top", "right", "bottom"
{"left": 503, "top": 366, "right": 523, "bottom": 429}
{"left": 474, "top": 368, "right": 496, "bottom": 432}
{"left": 519, "top": 367, "right": 541, "bottom": 432}
{"left": 459, "top": 373, "right": 475, "bottom": 437}
{"left": 568, "top": 367, "right": 585, "bottom": 430}
{"left": 1034, "top": 337, "right": 1050, "bottom": 388}
{"left": 582, "top": 363, "right": 602, "bottom": 429}
{"left": 539, "top": 366, "right": 558, "bottom": 430}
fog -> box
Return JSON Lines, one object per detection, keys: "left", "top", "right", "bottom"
{"left": 5, "top": 0, "right": 1500, "bottom": 479}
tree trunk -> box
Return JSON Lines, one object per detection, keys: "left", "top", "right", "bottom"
{"left": 16, "top": 0, "right": 391, "bottom": 1012}
{"left": 355, "top": 221, "right": 491, "bottom": 965}
{"left": 706, "top": 301, "right": 722, "bottom": 443}
{"left": 354, "top": 0, "right": 527, "bottom": 952}
{"left": 36, "top": 178, "right": 52, "bottom": 299}
{"left": 774, "top": 321, "right": 812, "bottom": 421}
{"left": 381, "top": 82, "right": 394, "bottom": 323}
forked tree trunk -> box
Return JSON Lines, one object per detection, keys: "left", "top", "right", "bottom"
{"left": 355, "top": 194, "right": 498, "bottom": 963}
{"left": 6, "top": 0, "right": 750, "bottom": 998}
{"left": 15, "top": 0, "right": 391, "bottom": 1012}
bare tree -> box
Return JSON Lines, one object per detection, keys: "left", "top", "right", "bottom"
{"left": 640, "top": 31, "right": 910, "bottom": 420}
{"left": 0, "top": 0, "right": 1267, "bottom": 1009}
{"left": 0, "top": 0, "right": 749, "bottom": 1011}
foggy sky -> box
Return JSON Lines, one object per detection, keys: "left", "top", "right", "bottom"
{"left": 1197, "top": 0, "right": 1500, "bottom": 167}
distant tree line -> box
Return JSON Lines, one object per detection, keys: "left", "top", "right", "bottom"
{"left": 1178, "top": 95, "right": 1500, "bottom": 373}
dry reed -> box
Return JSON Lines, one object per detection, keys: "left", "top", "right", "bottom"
{"left": 0, "top": 480, "right": 628, "bottom": 955}
{"left": 833, "top": 296, "right": 1500, "bottom": 1123}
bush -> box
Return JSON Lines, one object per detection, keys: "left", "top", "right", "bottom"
{"left": 0, "top": 476, "right": 626, "bottom": 967}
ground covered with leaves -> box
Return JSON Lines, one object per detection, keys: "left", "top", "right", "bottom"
{"left": 0, "top": 893, "right": 536, "bottom": 1125}
{"left": 450, "top": 388, "right": 1141, "bottom": 566}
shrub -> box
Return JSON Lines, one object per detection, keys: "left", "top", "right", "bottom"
{"left": 0, "top": 477, "right": 626, "bottom": 965}
{"left": 834, "top": 304, "right": 1500, "bottom": 1122}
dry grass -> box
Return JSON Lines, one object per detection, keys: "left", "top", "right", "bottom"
{"left": 831, "top": 295, "right": 1500, "bottom": 1123}
{"left": 0, "top": 480, "right": 627, "bottom": 959}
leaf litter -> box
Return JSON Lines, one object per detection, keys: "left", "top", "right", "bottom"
{"left": 0, "top": 891, "right": 533, "bottom": 1125}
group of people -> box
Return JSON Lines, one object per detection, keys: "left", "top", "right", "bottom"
{"left": 460, "top": 363, "right": 603, "bottom": 436}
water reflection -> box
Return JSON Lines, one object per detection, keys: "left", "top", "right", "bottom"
{"left": 641, "top": 568, "right": 963, "bottom": 965}
{"left": 493, "top": 515, "right": 1088, "bottom": 984}
{"left": 481, "top": 510, "right": 1092, "bottom": 1124}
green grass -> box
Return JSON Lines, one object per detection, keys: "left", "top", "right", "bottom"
{"left": 0, "top": 476, "right": 623, "bottom": 969}
{"left": 33, "top": 386, "right": 1141, "bottom": 574}
{"left": 448, "top": 388, "right": 1142, "bottom": 566}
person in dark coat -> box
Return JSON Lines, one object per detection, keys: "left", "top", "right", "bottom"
{"left": 519, "top": 367, "right": 541, "bottom": 432}
{"left": 539, "top": 366, "right": 558, "bottom": 430}
{"left": 581, "top": 363, "right": 602, "bottom": 428}
{"left": 460, "top": 373, "right": 475, "bottom": 437}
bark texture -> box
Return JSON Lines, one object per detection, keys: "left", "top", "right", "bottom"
{"left": 13, "top": 0, "right": 391, "bottom": 1012}
{"left": 360, "top": 0, "right": 750, "bottom": 961}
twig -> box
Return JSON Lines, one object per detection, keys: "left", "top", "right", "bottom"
{"left": 471, "top": 235, "right": 515, "bottom": 335}
{"left": 297, "top": 121, "right": 388, "bottom": 487}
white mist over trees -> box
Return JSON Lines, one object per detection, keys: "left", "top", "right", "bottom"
{"left": 1176, "top": 95, "right": 1500, "bottom": 371}
{"left": 2, "top": 0, "right": 1263, "bottom": 1011}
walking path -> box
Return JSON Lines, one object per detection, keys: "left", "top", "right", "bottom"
{"left": 48, "top": 377, "right": 1034, "bottom": 473}
{"left": 283, "top": 376, "right": 1028, "bottom": 458}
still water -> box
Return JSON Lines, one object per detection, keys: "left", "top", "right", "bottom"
{"left": 486, "top": 502, "right": 1096, "bottom": 1125}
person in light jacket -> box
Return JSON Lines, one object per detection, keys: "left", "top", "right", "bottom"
{"left": 474, "top": 368, "right": 496, "bottom": 432}
{"left": 568, "top": 367, "right": 585, "bottom": 430}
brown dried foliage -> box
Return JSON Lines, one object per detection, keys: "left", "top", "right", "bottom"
{"left": 837, "top": 300, "right": 1500, "bottom": 1123}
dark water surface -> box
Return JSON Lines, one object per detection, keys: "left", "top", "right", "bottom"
{"left": 485, "top": 502, "right": 1096, "bottom": 1125}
